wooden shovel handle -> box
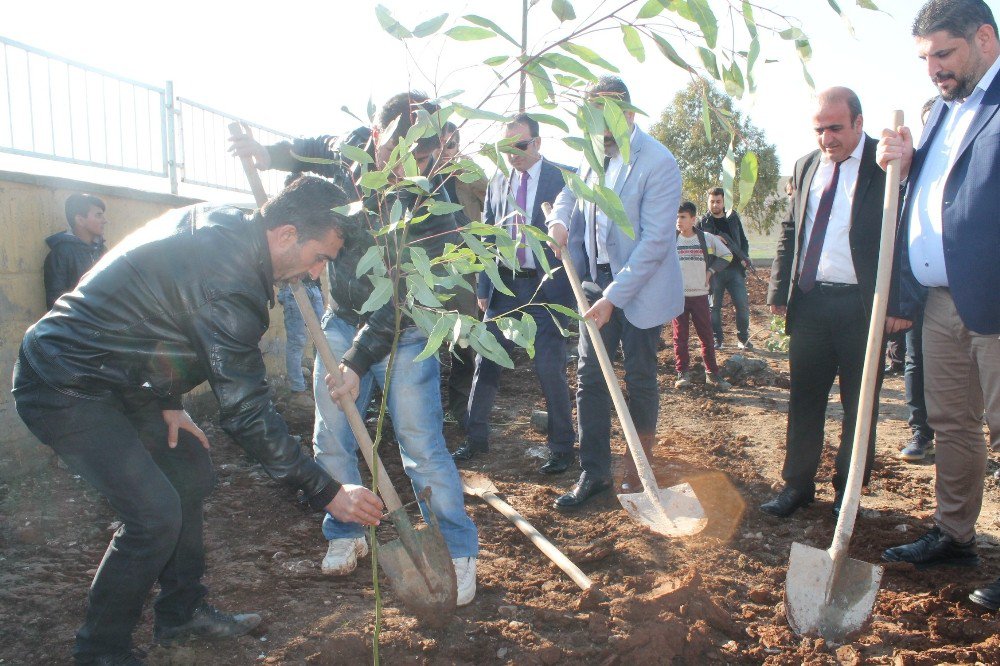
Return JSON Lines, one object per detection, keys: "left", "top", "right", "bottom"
{"left": 227, "top": 122, "right": 404, "bottom": 513}
{"left": 830, "top": 110, "right": 904, "bottom": 559}
{"left": 481, "top": 491, "right": 593, "bottom": 591}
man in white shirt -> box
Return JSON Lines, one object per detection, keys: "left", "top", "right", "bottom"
{"left": 762, "top": 87, "right": 888, "bottom": 519}
{"left": 879, "top": 0, "right": 1000, "bottom": 611}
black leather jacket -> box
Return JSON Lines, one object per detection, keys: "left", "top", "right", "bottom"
{"left": 22, "top": 205, "right": 339, "bottom": 510}
{"left": 267, "top": 127, "right": 461, "bottom": 375}
{"left": 43, "top": 231, "right": 107, "bottom": 309}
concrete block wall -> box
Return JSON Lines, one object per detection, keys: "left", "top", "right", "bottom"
{"left": 0, "top": 171, "right": 291, "bottom": 480}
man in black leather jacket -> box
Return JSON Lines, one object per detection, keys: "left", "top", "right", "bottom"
{"left": 12, "top": 176, "right": 383, "bottom": 665}
{"left": 230, "top": 93, "right": 479, "bottom": 604}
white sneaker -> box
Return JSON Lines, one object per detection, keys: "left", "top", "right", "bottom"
{"left": 321, "top": 536, "right": 368, "bottom": 575}
{"left": 453, "top": 557, "right": 477, "bottom": 606}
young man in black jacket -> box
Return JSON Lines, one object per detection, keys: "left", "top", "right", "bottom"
{"left": 13, "top": 177, "right": 383, "bottom": 665}
{"left": 698, "top": 187, "right": 753, "bottom": 349}
{"left": 43, "top": 193, "right": 109, "bottom": 309}
{"left": 230, "top": 92, "right": 479, "bottom": 604}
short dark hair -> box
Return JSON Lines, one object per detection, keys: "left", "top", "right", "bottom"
{"left": 586, "top": 76, "right": 631, "bottom": 104}
{"left": 707, "top": 187, "right": 724, "bottom": 198}
{"left": 377, "top": 91, "right": 441, "bottom": 154}
{"left": 260, "top": 175, "right": 354, "bottom": 243}
{"left": 913, "top": 0, "right": 998, "bottom": 39}
{"left": 507, "top": 113, "right": 539, "bottom": 138}
{"left": 678, "top": 201, "right": 698, "bottom": 217}
{"left": 65, "top": 193, "right": 105, "bottom": 228}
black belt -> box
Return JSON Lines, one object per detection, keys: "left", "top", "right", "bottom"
{"left": 596, "top": 263, "right": 612, "bottom": 274}
{"left": 507, "top": 267, "right": 539, "bottom": 279}
{"left": 812, "top": 281, "right": 859, "bottom": 293}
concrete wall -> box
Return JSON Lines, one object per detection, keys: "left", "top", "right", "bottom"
{"left": 0, "top": 171, "right": 290, "bottom": 480}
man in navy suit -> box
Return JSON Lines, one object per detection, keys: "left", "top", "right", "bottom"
{"left": 879, "top": 0, "right": 1000, "bottom": 611}
{"left": 452, "top": 114, "right": 577, "bottom": 475}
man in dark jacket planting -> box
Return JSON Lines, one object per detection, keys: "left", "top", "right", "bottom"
{"left": 13, "top": 176, "right": 383, "bottom": 665}
{"left": 43, "top": 193, "right": 109, "bottom": 309}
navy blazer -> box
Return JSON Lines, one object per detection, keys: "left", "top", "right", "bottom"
{"left": 477, "top": 158, "right": 574, "bottom": 308}
{"left": 890, "top": 75, "right": 1000, "bottom": 335}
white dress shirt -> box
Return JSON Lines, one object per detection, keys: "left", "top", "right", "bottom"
{"left": 798, "top": 135, "right": 866, "bottom": 285}
{"left": 506, "top": 158, "right": 543, "bottom": 269}
{"left": 908, "top": 55, "right": 1000, "bottom": 288}
{"left": 586, "top": 125, "right": 637, "bottom": 266}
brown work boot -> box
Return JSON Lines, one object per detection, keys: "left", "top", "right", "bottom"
{"left": 620, "top": 433, "right": 656, "bottom": 493}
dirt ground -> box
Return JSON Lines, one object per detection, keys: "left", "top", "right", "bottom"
{"left": 3, "top": 278, "right": 1000, "bottom": 665}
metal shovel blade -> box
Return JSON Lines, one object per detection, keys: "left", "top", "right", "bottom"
{"left": 377, "top": 503, "right": 457, "bottom": 621}
{"left": 617, "top": 482, "right": 707, "bottom": 537}
{"left": 785, "top": 542, "right": 883, "bottom": 642}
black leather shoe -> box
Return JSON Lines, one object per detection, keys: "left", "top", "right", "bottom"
{"left": 832, "top": 490, "right": 844, "bottom": 517}
{"left": 969, "top": 578, "right": 1000, "bottom": 611}
{"left": 882, "top": 526, "right": 979, "bottom": 569}
{"left": 760, "top": 486, "right": 814, "bottom": 518}
{"left": 539, "top": 451, "right": 574, "bottom": 475}
{"left": 554, "top": 472, "right": 611, "bottom": 509}
{"left": 154, "top": 602, "right": 261, "bottom": 646}
{"left": 452, "top": 440, "right": 488, "bottom": 462}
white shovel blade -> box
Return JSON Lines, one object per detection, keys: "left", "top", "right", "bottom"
{"left": 785, "top": 541, "right": 883, "bottom": 642}
{"left": 617, "top": 482, "right": 707, "bottom": 537}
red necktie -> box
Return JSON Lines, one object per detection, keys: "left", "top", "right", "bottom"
{"left": 798, "top": 159, "right": 842, "bottom": 293}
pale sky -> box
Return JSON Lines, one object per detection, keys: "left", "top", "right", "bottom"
{"left": 1, "top": 0, "right": 992, "bottom": 200}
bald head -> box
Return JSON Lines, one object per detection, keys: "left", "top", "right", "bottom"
{"left": 812, "top": 87, "right": 864, "bottom": 163}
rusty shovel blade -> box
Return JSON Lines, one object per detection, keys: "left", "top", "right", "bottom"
{"left": 785, "top": 542, "right": 882, "bottom": 642}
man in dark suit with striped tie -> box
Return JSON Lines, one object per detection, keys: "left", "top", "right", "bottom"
{"left": 452, "top": 114, "right": 577, "bottom": 475}
{"left": 761, "top": 87, "right": 888, "bottom": 518}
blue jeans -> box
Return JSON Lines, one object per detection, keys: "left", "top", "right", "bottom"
{"left": 311, "top": 315, "right": 478, "bottom": 558}
{"left": 466, "top": 276, "right": 574, "bottom": 453}
{"left": 905, "top": 310, "right": 934, "bottom": 440}
{"left": 576, "top": 267, "right": 661, "bottom": 478}
{"left": 277, "top": 283, "right": 325, "bottom": 392}
{"left": 13, "top": 350, "right": 214, "bottom": 661}
{"left": 709, "top": 266, "right": 750, "bottom": 344}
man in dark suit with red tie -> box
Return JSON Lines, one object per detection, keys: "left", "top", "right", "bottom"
{"left": 761, "top": 87, "right": 888, "bottom": 518}
{"left": 452, "top": 114, "right": 577, "bottom": 475}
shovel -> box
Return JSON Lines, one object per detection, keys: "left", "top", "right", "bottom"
{"left": 461, "top": 471, "right": 593, "bottom": 592}
{"left": 229, "top": 123, "right": 457, "bottom": 618}
{"left": 542, "top": 203, "right": 706, "bottom": 538}
{"left": 784, "top": 111, "right": 903, "bottom": 641}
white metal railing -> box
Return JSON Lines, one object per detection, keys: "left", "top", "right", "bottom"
{"left": 0, "top": 35, "right": 295, "bottom": 198}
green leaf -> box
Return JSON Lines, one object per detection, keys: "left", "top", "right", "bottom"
{"left": 359, "top": 170, "right": 390, "bottom": 190}
{"left": 408, "top": 245, "right": 432, "bottom": 278}
{"left": 621, "top": 25, "right": 645, "bottom": 63}
{"left": 525, "top": 63, "right": 556, "bottom": 108}
{"left": 463, "top": 14, "right": 520, "bottom": 46}
{"left": 747, "top": 36, "right": 761, "bottom": 73}
{"left": 405, "top": 275, "right": 442, "bottom": 308}
{"left": 547, "top": 303, "right": 581, "bottom": 321}
{"left": 856, "top": 0, "right": 879, "bottom": 9}
{"left": 413, "top": 313, "right": 458, "bottom": 362}
{"left": 445, "top": 26, "right": 495, "bottom": 41}
{"left": 428, "top": 200, "right": 466, "bottom": 215}
{"left": 665, "top": 0, "right": 694, "bottom": 21}
{"left": 722, "top": 143, "right": 736, "bottom": 211}
{"left": 593, "top": 184, "right": 633, "bottom": 239}
{"left": 333, "top": 200, "right": 367, "bottom": 218}
{"left": 742, "top": 1, "right": 758, "bottom": 39}
{"left": 603, "top": 100, "right": 630, "bottom": 165}
{"left": 470, "top": 322, "right": 514, "bottom": 369}
{"left": 700, "top": 94, "right": 712, "bottom": 142}
{"left": 521, "top": 224, "right": 553, "bottom": 275}
{"left": 551, "top": 0, "right": 576, "bottom": 22}
{"left": 826, "top": 0, "right": 856, "bottom": 37}
{"left": 527, "top": 112, "right": 569, "bottom": 133}
{"left": 339, "top": 144, "right": 374, "bottom": 165}
{"left": 687, "top": 0, "right": 718, "bottom": 49}
{"left": 779, "top": 27, "right": 806, "bottom": 41}
{"left": 736, "top": 151, "right": 758, "bottom": 213}
{"left": 722, "top": 61, "right": 745, "bottom": 98}
{"left": 652, "top": 34, "right": 694, "bottom": 72}
{"left": 559, "top": 42, "right": 620, "bottom": 73}
{"left": 577, "top": 102, "right": 606, "bottom": 169}
{"left": 540, "top": 53, "right": 598, "bottom": 82}
{"left": 483, "top": 55, "right": 510, "bottom": 67}
{"left": 413, "top": 13, "right": 448, "bottom": 38}
{"left": 698, "top": 47, "right": 720, "bottom": 79}
{"left": 453, "top": 103, "right": 510, "bottom": 123}
{"left": 800, "top": 59, "right": 815, "bottom": 90}
{"left": 375, "top": 4, "right": 412, "bottom": 39}
{"left": 638, "top": 0, "right": 668, "bottom": 19}
{"left": 355, "top": 245, "right": 386, "bottom": 278}
{"left": 795, "top": 38, "right": 812, "bottom": 63}
{"left": 482, "top": 260, "right": 515, "bottom": 297}
{"left": 360, "top": 275, "right": 393, "bottom": 314}
{"left": 564, "top": 170, "right": 597, "bottom": 205}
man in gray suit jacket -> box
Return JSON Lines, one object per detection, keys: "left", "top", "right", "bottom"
{"left": 547, "top": 76, "right": 684, "bottom": 508}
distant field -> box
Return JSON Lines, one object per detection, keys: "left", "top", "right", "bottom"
{"left": 746, "top": 229, "right": 778, "bottom": 262}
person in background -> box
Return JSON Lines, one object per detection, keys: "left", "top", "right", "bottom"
{"left": 43, "top": 193, "right": 109, "bottom": 309}
{"left": 698, "top": 187, "right": 753, "bottom": 350}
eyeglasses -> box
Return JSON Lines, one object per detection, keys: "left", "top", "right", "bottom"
{"left": 513, "top": 138, "right": 536, "bottom": 151}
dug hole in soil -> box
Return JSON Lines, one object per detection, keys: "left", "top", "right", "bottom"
{"left": 3, "top": 279, "right": 1000, "bottom": 664}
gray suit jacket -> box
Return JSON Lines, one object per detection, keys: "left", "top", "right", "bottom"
{"left": 547, "top": 126, "right": 683, "bottom": 329}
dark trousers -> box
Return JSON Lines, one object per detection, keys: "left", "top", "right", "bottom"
{"left": 12, "top": 351, "right": 215, "bottom": 661}
{"left": 709, "top": 266, "right": 750, "bottom": 344}
{"left": 672, "top": 295, "right": 719, "bottom": 374}
{"left": 577, "top": 266, "right": 661, "bottom": 478}
{"left": 466, "top": 276, "right": 574, "bottom": 453}
{"left": 904, "top": 310, "right": 934, "bottom": 440}
{"left": 782, "top": 284, "right": 881, "bottom": 492}
{"left": 447, "top": 277, "right": 479, "bottom": 422}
